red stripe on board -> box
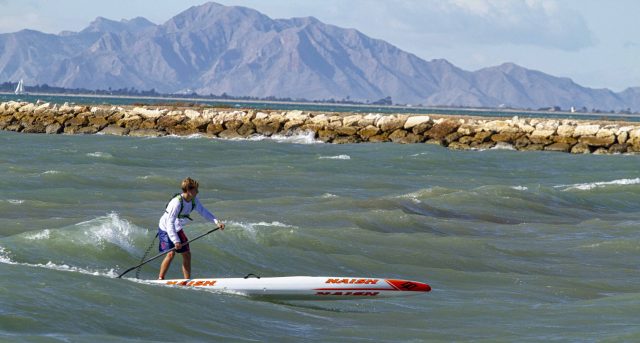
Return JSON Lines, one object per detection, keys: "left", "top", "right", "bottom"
{"left": 314, "top": 287, "right": 394, "bottom": 291}
{"left": 385, "top": 279, "right": 431, "bottom": 292}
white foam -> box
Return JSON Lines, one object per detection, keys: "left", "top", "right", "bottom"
{"left": 243, "top": 131, "right": 321, "bottom": 145}
{"left": 491, "top": 142, "right": 516, "bottom": 150}
{"left": 555, "top": 178, "right": 640, "bottom": 191}
{"left": 7, "top": 199, "right": 24, "bottom": 205}
{"left": 77, "top": 212, "right": 140, "bottom": 254}
{"left": 0, "top": 247, "right": 12, "bottom": 264}
{"left": 511, "top": 186, "right": 528, "bottom": 191}
{"left": 397, "top": 188, "right": 439, "bottom": 203}
{"left": 162, "top": 133, "right": 202, "bottom": 139}
{"left": 0, "top": 246, "right": 118, "bottom": 277}
{"left": 318, "top": 155, "right": 351, "bottom": 160}
{"left": 24, "top": 229, "right": 51, "bottom": 240}
{"left": 42, "top": 170, "right": 61, "bottom": 175}
{"left": 321, "top": 193, "right": 338, "bottom": 198}
{"left": 87, "top": 152, "right": 113, "bottom": 158}
{"left": 229, "top": 220, "right": 297, "bottom": 239}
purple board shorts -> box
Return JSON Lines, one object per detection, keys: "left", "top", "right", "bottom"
{"left": 158, "top": 229, "right": 190, "bottom": 253}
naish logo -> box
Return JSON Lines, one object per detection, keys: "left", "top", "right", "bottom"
{"left": 316, "top": 291, "right": 380, "bottom": 296}
{"left": 325, "top": 278, "right": 378, "bottom": 284}
{"left": 166, "top": 280, "right": 216, "bottom": 287}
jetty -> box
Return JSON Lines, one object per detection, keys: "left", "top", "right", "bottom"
{"left": 1, "top": 101, "right": 639, "bottom": 154}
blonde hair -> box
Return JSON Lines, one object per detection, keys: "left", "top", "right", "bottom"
{"left": 181, "top": 177, "right": 199, "bottom": 192}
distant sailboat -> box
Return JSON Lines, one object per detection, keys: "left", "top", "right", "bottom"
{"left": 14, "top": 79, "right": 26, "bottom": 95}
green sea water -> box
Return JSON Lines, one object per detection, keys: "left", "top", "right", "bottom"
{"left": 1, "top": 130, "right": 640, "bottom": 342}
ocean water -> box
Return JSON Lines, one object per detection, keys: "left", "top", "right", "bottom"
{"left": 1, "top": 130, "right": 640, "bottom": 342}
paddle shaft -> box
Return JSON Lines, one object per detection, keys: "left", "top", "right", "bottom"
{"left": 117, "top": 227, "right": 220, "bottom": 278}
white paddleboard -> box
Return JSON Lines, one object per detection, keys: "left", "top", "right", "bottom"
{"left": 146, "top": 275, "right": 431, "bottom": 300}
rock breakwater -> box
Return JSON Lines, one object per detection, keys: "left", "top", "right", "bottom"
{"left": 2, "top": 101, "right": 639, "bottom": 154}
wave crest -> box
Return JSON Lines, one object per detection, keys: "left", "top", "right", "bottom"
{"left": 555, "top": 178, "right": 640, "bottom": 191}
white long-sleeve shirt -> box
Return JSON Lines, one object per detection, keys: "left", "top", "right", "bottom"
{"left": 158, "top": 195, "right": 218, "bottom": 244}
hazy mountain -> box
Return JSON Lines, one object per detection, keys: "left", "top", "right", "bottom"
{"left": 0, "top": 2, "right": 637, "bottom": 111}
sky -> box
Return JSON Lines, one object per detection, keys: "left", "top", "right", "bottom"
{"left": 0, "top": 0, "right": 638, "bottom": 91}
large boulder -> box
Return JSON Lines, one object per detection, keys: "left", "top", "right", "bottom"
{"left": 333, "top": 135, "right": 360, "bottom": 144}
{"left": 132, "top": 107, "right": 167, "bottom": 119}
{"left": 571, "top": 143, "right": 591, "bottom": 154}
{"left": 45, "top": 122, "right": 64, "bottom": 134}
{"left": 254, "top": 119, "right": 281, "bottom": 136}
{"left": 425, "top": 119, "right": 460, "bottom": 140}
{"left": 544, "top": 142, "right": 572, "bottom": 153}
{"left": 573, "top": 124, "right": 600, "bottom": 137}
{"left": 157, "top": 115, "right": 185, "bottom": 129}
{"left": 529, "top": 129, "right": 555, "bottom": 144}
{"left": 88, "top": 117, "right": 110, "bottom": 130}
{"left": 206, "top": 123, "right": 225, "bottom": 136}
{"left": 556, "top": 124, "right": 575, "bottom": 137}
{"left": 184, "top": 109, "right": 201, "bottom": 120}
{"left": 318, "top": 129, "right": 337, "bottom": 142}
{"left": 343, "top": 115, "right": 363, "bottom": 127}
{"left": 22, "top": 123, "right": 46, "bottom": 133}
{"left": 308, "top": 114, "right": 329, "bottom": 129}
{"left": 334, "top": 126, "right": 358, "bottom": 136}
{"left": 237, "top": 122, "right": 256, "bottom": 136}
{"left": 129, "top": 129, "right": 165, "bottom": 137}
{"left": 608, "top": 144, "right": 628, "bottom": 154}
{"left": 579, "top": 135, "right": 615, "bottom": 147}
{"left": 376, "top": 115, "right": 406, "bottom": 132}
{"left": 491, "top": 132, "right": 521, "bottom": 143}
{"left": 358, "top": 125, "right": 381, "bottom": 141}
{"left": 283, "top": 119, "right": 305, "bottom": 132}
{"left": 361, "top": 113, "right": 381, "bottom": 127}
{"left": 100, "top": 125, "right": 130, "bottom": 136}
{"left": 404, "top": 116, "right": 431, "bottom": 130}
{"left": 117, "top": 115, "right": 143, "bottom": 129}
{"left": 388, "top": 129, "right": 408, "bottom": 143}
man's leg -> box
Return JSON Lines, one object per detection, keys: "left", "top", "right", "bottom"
{"left": 181, "top": 251, "right": 191, "bottom": 279}
{"left": 158, "top": 251, "right": 175, "bottom": 280}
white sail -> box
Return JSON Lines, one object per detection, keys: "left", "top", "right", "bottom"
{"left": 14, "top": 79, "right": 25, "bottom": 95}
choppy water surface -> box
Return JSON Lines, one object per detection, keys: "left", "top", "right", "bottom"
{"left": 1, "top": 130, "right": 640, "bottom": 342}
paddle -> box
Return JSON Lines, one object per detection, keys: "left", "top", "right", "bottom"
{"left": 117, "top": 227, "right": 220, "bottom": 279}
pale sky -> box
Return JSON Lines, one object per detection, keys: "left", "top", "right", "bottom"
{"left": 1, "top": 0, "right": 638, "bottom": 91}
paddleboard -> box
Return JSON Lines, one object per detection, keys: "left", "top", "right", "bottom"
{"left": 146, "top": 275, "right": 431, "bottom": 300}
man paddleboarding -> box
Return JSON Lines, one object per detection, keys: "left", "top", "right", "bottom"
{"left": 158, "top": 177, "right": 224, "bottom": 280}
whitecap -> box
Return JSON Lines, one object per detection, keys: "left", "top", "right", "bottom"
{"left": 0, "top": 246, "right": 118, "bottom": 277}
{"left": 87, "top": 152, "right": 113, "bottom": 158}
{"left": 555, "top": 178, "right": 640, "bottom": 191}
{"left": 397, "top": 188, "right": 439, "bottom": 202}
{"left": 321, "top": 193, "right": 338, "bottom": 198}
{"left": 7, "top": 199, "right": 24, "bottom": 205}
{"left": 491, "top": 142, "right": 515, "bottom": 150}
{"left": 0, "top": 246, "right": 12, "bottom": 264}
{"left": 163, "top": 133, "right": 200, "bottom": 139}
{"left": 263, "top": 131, "right": 322, "bottom": 145}
{"left": 511, "top": 186, "right": 528, "bottom": 191}
{"left": 318, "top": 155, "right": 351, "bottom": 160}
{"left": 229, "top": 220, "right": 297, "bottom": 240}
{"left": 76, "top": 212, "right": 140, "bottom": 254}
{"left": 42, "top": 170, "right": 61, "bottom": 175}
{"left": 24, "top": 229, "right": 51, "bottom": 240}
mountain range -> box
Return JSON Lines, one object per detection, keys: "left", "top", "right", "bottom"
{"left": 1, "top": 2, "right": 638, "bottom": 111}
